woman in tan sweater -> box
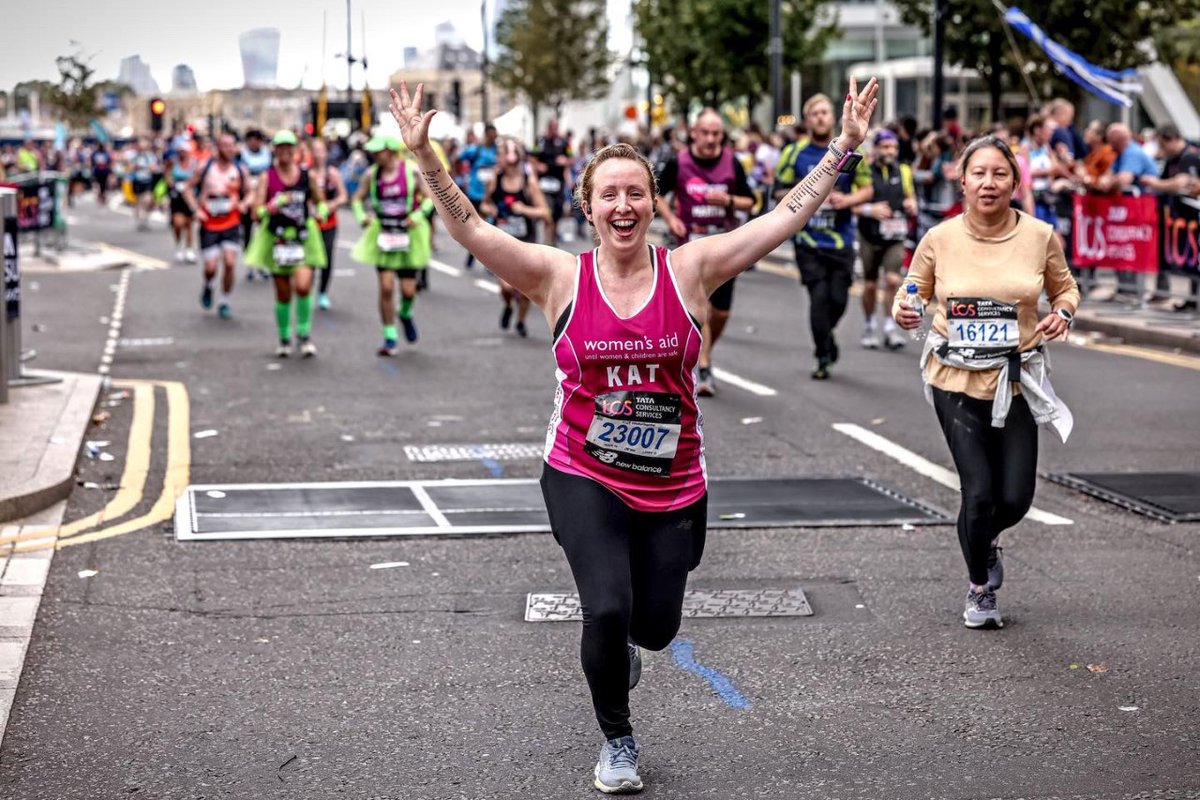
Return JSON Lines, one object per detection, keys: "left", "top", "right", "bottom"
{"left": 893, "top": 135, "right": 1080, "bottom": 630}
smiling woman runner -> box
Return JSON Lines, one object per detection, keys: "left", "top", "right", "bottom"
{"left": 893, "top": 135, "right": 1079, "bottom": 630}
{"left": 390, "top": 77, "right": 877, "bottom": 795}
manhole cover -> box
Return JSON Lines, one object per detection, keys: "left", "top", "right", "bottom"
{"left": 525, "top": 588, "right": 814, "bottom": 622}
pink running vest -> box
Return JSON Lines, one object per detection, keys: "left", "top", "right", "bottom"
{"left": 544, "top": 246, "right": 707, "bottom": 512}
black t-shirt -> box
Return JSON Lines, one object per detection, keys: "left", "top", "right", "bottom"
{"left": 535, "top": 135, "right": 570, "bottom": 182}
{"left": 1162, "top": 145, "right": 1200, "bottom": 180}
{"left": 657, "top": 149, "right": 753, "bottom": 198}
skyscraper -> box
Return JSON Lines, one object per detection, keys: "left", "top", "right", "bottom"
{"left": 172, "top": 64, "right": 198, "bottom": 93}
{"left": 117, "top": 55, "right": 160, "bottom": 96}
{"left": 239, "top": 28, "right": 281, "bottom": 89}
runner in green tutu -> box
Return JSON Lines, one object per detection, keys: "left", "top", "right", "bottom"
{"left": 244, "top": 130, "right": 329, "bottom": 358}
{"left": 351, "top": 135, "right": 434, "bottom": 355}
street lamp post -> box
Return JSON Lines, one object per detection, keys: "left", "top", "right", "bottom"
{"left": 769, "top": 0, "right": 783, "bottom": 126}
{"left": 932, "top": 0, "right": 945, "bottom": 132}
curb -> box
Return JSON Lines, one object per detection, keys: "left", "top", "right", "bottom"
{"left": 1071, "top": 313, "right": 1200, "bottom": 355}
{"left": 0, "top": 372, "right": 103, "bottom": 524}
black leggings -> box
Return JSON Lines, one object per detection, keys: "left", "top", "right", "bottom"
{"left": 932, "top": 387, "right": 1038, "bottom": 586}
{"left": 540, "top": 465, "right": 706, "bottom": 740}
{"left": 319, "top": 226, "right": 337, "bottom": 294}
{"left": 796, "top": 245, "right": 855, "bottom": 361}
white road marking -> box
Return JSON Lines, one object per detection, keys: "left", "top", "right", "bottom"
{"left": 473, "top": 278, "right": 500, "bottom": 294}
{"left": 409, "top": 485, "right": 453, "bottom": 529}
{"left": 429, "top": 259, "right": 462, "bottom": 277}
{"left": 832, "top": 423, "right": 1075, "bottom": 526}
{"left": 710, "top": 367, "right": 778, "bottom": 397}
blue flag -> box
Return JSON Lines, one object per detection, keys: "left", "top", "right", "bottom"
{"left": 1003, "top": 6, "right": 1142, "bottom": 107}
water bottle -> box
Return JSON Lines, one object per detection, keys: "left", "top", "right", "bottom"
{"left": 905, "top": 282, "right": 926, "bottom": 341}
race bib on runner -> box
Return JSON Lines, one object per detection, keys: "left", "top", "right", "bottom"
{"left": 584, "top": 390, "right": 682, "bottom": 477}
{"left": 206, "top": 196, "right": 234, "bottom": 216}
{"left": 879, "top": 216, "right": 907, "bottom": 240}
{"left": 497, "top": 216, "right": 529, "bottom": 238}
{"left": 476, "top": 167, "right": 495, "bottom": 185}
{"left": 272, "top": 242, "right": 304, "bottom": 267}
{"left": 538, "top": 176, "right": 562, "bottom": 194}
{"left": 809, "top": 204, "right": 835, "bottom": 230}
{"left": 377, "top": 231, "right": 411, "bottom": 252}
{"left": 947, "top": 297, "right": 1020, "bottom": 359}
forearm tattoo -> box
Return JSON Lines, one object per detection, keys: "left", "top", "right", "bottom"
{"left": 783, "top": 158, "right": 839, "bottom": 215}
{"left": 420, "top": 167, "right": 472, "bottom": 223}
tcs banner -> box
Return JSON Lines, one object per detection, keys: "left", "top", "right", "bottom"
{"left": 1072, "top": 194, "right": 1159, "bottom": 273}
{"left": 1160, "top": 196, "right": 1200, "bottom": 276}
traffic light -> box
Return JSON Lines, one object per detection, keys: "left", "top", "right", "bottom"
{"left": 149, "top": 97, "right": 166, "bottom": 133}
{"left": 450, "top": 79, "right": 462, "bottom": 119}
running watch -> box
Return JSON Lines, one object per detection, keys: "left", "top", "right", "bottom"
{"left": 827, "top": 140, "right": 863, "bottom": 174}
{"left": 1055, "top": 308, "right": 1074, "bottom": 328}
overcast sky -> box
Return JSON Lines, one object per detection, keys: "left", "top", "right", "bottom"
{"left": 1, "top": 0, "right": 633, "bottom": 93}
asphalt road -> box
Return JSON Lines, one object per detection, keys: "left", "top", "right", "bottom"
{"left": 2, "top": 196, "right": 1198, "bottom": 799}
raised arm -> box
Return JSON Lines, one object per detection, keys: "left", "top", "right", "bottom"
{"left": 671, "top": 77, "right": 878, "bottom": 295}
{"left": 388, "top": 82, "right": 572, "bottom": 308}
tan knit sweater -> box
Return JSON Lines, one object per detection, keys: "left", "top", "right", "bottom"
{"left": 893, "top": 210, "right": 1081, "bottom": 400}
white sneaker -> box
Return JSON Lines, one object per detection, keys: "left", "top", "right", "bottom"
{"left": 185, "top": 249, "right": 196, "bottom": 263}
{"left": 860, "top": 327, "right": 881, "bottom": 349}
{"left": 299, "top": 338, "right": 317, "bottom": 358}
{"left": 275, "top": 341, "right": 291, "bottom": 358}
{"left": 594, "top": 736, "right": 642, "bottom": 794}
{"left": 883, "top": 328, "right": 906, "bottom": 350}
{"left": 174, "top": 249, "right": 185, "bottom": 263}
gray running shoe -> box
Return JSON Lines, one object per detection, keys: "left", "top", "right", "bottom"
{"left": 963, "top": 588, "right": 1003, "bottom": 629}
{"left": 987, "top": 546, "right": 1004, "bottom": 590}
{"left": 628, "top": 641, "right": 641, "bottom": 691}
{"left": 594, "top": 735, "right": 643, "bottom": 794}
{"left": 696, "top": 366, "right": 715, "bottom": 397}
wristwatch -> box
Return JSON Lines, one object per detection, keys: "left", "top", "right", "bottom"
{"left": 1055, "top": 308, "right": 1074, "bottom": 328}
{"left": 828, "top": 139, "right": 864, "bottom": 174}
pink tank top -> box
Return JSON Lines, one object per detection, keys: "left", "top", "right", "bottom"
{"left": 544, "top": 246, "right": 707, "bottom": 512}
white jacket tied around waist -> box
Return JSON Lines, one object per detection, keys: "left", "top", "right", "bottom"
{"left": 919, "top": 330, "right": 1074, "bottom": 443}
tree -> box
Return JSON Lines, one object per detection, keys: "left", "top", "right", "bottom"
{"left": 633, "top": 0, "right": 837, "bottom": 115}
{"left": 491, "top": 0, "right": 614, "bottom": 130}
{"left": 36, "top": 47, "right": 131, "bottom": 130}
{"left": 891, "top": 0, "right": 1200, "bottom": 122}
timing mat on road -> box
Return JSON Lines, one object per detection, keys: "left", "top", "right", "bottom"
{"left": 174, "top": 477, "right": 950, "bottom": 541}
{"left": 1047, "top": 471, "right": 1200, "bottom": 524}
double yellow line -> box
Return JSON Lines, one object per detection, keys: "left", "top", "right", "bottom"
{"left": 0, "top": 379, "right": 190, "bottom": 553}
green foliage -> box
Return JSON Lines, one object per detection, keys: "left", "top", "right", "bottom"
{"left": 634, "top": 0, "right": 837, "bottom": 111}
{"left": 491, "top": 0, "right": 614, "bottom": 117}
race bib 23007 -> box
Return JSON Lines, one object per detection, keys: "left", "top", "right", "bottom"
{"left": 584, "top": 390, "right": 682, "bottom": 477}
{"left": 947, "top": 297, "right": 1019, "bottom": 359}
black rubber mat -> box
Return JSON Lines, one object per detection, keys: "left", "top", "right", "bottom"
{"left": 175, "top": 477, "right": 949, "bottom": 541}
{"left": 1047, "top": 471, "right": 1200, "bottom": 523}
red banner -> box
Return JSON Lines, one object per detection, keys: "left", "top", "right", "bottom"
{"left": 1072, "top": 194, "right": 1159, "bottom": 272}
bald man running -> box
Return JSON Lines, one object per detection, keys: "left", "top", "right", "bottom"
{"left": 656, "top": 109, "right": 756, "bottom": 397}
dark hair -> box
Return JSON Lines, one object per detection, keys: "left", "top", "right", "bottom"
{"left": 957, "top": 134, "right": 1021, "bottom": 180}
{"left": 1157, "top": 123, "right": 1181, "bottom": 141}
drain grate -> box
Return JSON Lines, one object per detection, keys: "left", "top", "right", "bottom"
{"left": 1047, "top": 471, "right": 1200, "bottom": 523}
{"left": 403, "top": 443, "right": 544, "bottom": 463}
{"left": 525, "top": 587, "right": 814, "bottom": 622}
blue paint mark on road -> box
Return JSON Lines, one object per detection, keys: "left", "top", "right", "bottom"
{"left": 480, "top": 456, "right": 505, "bottom": 477}
{"left": 379, "top": 361, "right": 401, "bottom": 377}
{"left": 670, "top": 639, "right": 750, "bottom": 710}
